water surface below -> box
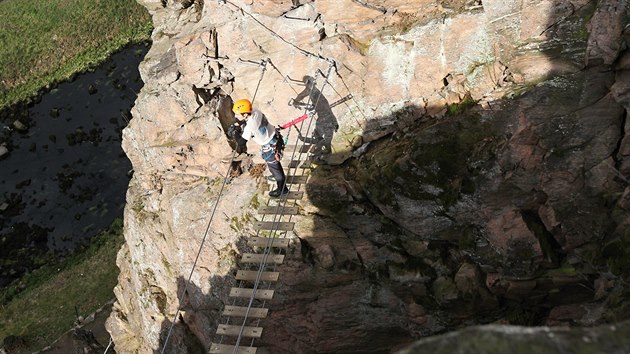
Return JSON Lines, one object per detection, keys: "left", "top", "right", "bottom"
{"left": 0, "top": 43, "right": 148, "bottom": 286}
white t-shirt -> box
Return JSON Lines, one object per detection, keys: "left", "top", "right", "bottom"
{"left": 241, "top": 109, "right": 275, "bottom": 145}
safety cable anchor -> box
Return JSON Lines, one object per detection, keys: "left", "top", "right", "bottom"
{"left": 329, "top": 94, "right": 353, "bottom": 108}
{"left": 282, "top": 15, "right": 311, "bottom": 21}
{"left": 237, "top": 57, "right": 269, "bottom": 68}
{"left": 202, "top": 54, "right": 229, "bottom": 62}
{"left": 284, "top": 75, "right": 307, "bottom": 86}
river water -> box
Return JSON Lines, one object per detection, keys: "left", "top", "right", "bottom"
{"left": 0, "top": 43, "right": 148, "bottom": 287}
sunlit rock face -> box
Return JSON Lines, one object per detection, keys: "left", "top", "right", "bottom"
{"left": 107, "top": 0, "right": 630, "bottom": 353}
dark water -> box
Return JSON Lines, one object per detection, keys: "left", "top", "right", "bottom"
{"left": 0, "top": 43, "right": 148, "bottom": 287}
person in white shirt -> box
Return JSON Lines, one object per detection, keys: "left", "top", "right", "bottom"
{"left": 230, "top": 99, "right": 288, "bottom": 198}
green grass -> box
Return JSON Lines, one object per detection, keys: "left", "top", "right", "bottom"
{"left": 0, "top": 0, "right": 152, "bottom": 110}
{"left": 0, "top": 218, "right": 124, "bottom": 353}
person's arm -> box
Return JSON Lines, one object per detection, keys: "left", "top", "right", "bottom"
{"left": 228, "top": 124, "right": 248, "bottom": 147}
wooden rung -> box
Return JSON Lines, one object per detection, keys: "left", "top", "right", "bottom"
{"left": 258, "top": 206, "right": 299, "bottom": 215}
{"left": 241, "top": 253, "right": 284, "bottom": 264}
{"left": 236, "top": 270, "right": 280, "bottom": 282}
{"left": 284, "top": 144, "right": 311, "bottom": 153}
{"left": 230, "top": 287, "right": 274, "bottom": 300}
{"left": 253, "top": 221, "right": 294, "bottom": 231}
{"left": 247, "top": 237, "right": 290, "bottom": 248}
{"left": 217, "top": 324, "right": 263, "bottom": 338}
{"left": 265, "top": 175, "right": 308, "bottom": 184}
{"left": 288, "top": 159, "right": 313, "bottom": 168}
{"left": 209, "top": 343, "right": 257, "bottom": 354}
{"left": 223, "top": 305, "right": 268, "bottom": 318}
{"left": 283, "top": 191, "right": 303, "bottom": 200}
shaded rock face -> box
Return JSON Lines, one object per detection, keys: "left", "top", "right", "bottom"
{"left": 398, "top": 319, "right": 630, "bottom": 354}
{"left": 107, "top": 0, "right": 630, "bottom": 353}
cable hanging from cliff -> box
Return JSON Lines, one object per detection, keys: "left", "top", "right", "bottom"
{"left": 219, "top": 0, "right": 331, "bottom": 63}
{"left": 159, "top": 59, "right": 269, "bottom": 354}
{"left": 219, "top": 0, "right": 371, "bottom": 131}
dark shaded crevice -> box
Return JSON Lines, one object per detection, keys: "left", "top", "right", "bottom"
{"left": 298, "top": 237, "right": 316, "bottom": 266}
{"left": 350, "top": 0, "right": 387, "bottom": 14}
{"left": 216, "top": 95, "right": 235, "bottom": 139}
{"left": 195, "top": 0, "right": 205, "bottom": 14}
{"left": 612, "top": 109, "right": 627, "bottom": 170}
{"left": 521, "top": 210, "right": 564, "bottom": 268}
{"left": 176, "top": 314, "right": 206, "bottom": 354}
{"left": 179, "top": 0, "right": 196, "bottom": 9}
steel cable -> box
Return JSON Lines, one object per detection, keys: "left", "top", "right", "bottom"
{"left": 159, "top": 62, "right": 268, "bottom": 354}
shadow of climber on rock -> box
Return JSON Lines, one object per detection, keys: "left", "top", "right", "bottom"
{"left": 291, "top": 75, "right": 338, "bottom": 160}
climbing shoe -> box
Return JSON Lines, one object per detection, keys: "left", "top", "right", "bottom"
{"left": 266, "top": 175, "right": 276, "bottom": 182}
{"left": 269, "top": 187, "right": 289, "bottom": 198}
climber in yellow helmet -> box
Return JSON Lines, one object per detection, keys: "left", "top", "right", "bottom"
{"left": 229, "top": 99, "right": 288, "bottom": 198}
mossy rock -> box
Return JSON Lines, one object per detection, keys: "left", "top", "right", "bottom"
{"left": 357, "top": 112, "right": 497, "bottom": 213}
{"left": 602, "top": 227, "right": 630, "bottom": 279}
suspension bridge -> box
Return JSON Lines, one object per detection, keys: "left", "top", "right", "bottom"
{"left": 150, "top": 1, "right": 368, "bottom": 353}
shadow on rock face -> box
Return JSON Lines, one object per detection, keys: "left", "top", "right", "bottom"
{"left": 157, "top": 277, "right": 209, "bottom": 354}
{"left": 256, "top": 2, "right": 630, "bottom": 353}
{"left": 126, "top": 1, "right": 630, "bottom": 353}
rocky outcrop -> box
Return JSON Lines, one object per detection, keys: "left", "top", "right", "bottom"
{"left": 107, "top": 0, "right": 630, "bottom": 353}
{"left": 398, "top": 319, "right": 630, "bottom": 354}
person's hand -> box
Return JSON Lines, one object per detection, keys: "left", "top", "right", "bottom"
{"left": 227, "top": 124, "right": 241, "bottom": 138}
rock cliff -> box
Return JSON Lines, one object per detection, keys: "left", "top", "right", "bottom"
{"left": 106, "top": 0, "right": 630, "bottom": 353}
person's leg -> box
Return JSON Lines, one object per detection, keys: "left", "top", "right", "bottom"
{"left": 267, "top": 160, "right": 288, "bottom": 195}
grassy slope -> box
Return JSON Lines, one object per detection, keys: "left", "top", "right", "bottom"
{"left": 0, "top": 219, "right": 124, "bottom": 353}
{"left": 0, "top": 0, "right": 150, "bottom": 350}
{"left": 0, "top": 0, "right": 152, "bottom": 110}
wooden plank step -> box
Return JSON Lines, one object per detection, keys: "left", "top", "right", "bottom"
{"left": 264, "top": 175, "right": 308, "bottom": 184}
{"left": 288, "top": 159, "right": 313, "bottom": 169}
{"left": 236, "top": 270, "right": 280, "bottom": 282}
{"left": 247, "top": 237, "right": 290, "bottom": 248}
{"left": 223, "top": 305, "right": 268, "bottom": 318}
{"left": 253, "top": 221, "right": 294, "bottom": 231}
{"left": 230, "top": 287, "right": 274, "bottom": 300}
{"left": 284, "top": 144, "right": 311, "bottom": 154}
{"left": 216, "top": 324, "right": 263, "bottom": 338}
{"left": 268, "top": 191, "right": 303, "bottom": 200}
{"left": 258, "top": 206, "right": 299, "bottom": 215}
{"left": 241, "top": 253, "right": 285, "bottom": 264}
{"left": 209, "top": 343, "right": 257, "bottom": 354}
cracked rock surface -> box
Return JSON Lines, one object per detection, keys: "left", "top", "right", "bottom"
{"left": 106, "top": 0, "right": 630, "bottom": 353}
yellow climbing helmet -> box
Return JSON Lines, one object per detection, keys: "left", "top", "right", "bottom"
{"left": 232, "top": 99, "right": 252, "bottom": 115}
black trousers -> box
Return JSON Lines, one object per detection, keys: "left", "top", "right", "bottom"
{"left": 267, "top": 160, "right": 286, "bottom": 191}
